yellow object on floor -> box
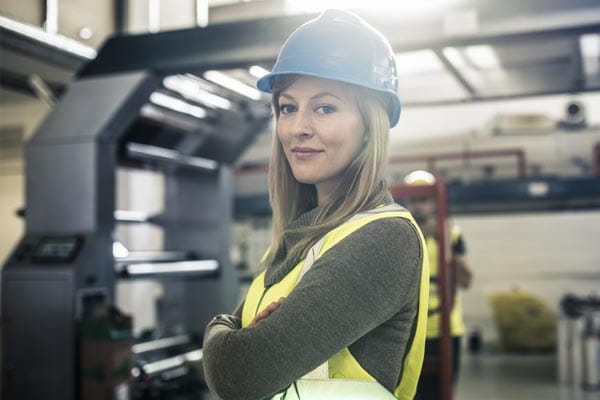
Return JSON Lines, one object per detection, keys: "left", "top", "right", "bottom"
{"left": 490, "top": 288, "right": 556, "bottom": 351}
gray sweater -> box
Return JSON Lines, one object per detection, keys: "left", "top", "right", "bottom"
{"left": 203, "top": 195, "right": 423, "bottom": 400}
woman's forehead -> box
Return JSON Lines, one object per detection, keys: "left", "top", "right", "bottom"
{"left": 281, "top": 76, "right": 352, "bottom": 99}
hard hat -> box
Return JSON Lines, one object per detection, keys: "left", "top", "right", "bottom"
{"left": 404, "top": 170, "right": 436, "bottom": 185}
{"left": 256, "top": 9, "right": 401, "bottom": 127}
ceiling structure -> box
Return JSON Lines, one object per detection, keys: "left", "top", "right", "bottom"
{"left": 1, "top": 0, "right": 599, "bottom": 107}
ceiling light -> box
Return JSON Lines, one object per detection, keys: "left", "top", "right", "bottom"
{"left": 150, "top": 92, "right": 207, "bottom": 119}
{"left": 249, "top": 65, "right": 270, "bottom": 79}
{"left": 0, "top": 15, "right": 96, "bottom": 59}
{"left": 464, "top": 45, "right": 500, "bottom": 69}
{"left": 442, "top": 46, "right": 467, "bottom": 69}
{"left": 580, "top": 33, "right": 600, "bottom": 78}
{"left": 163, "top": 75, "right": 232, "bottom": 110}
{"left": 203, "top": 70, "right": 262, "bottom": 100}
{"left": 396, "top": 50, "right": 444, "bottom": 76}
{"left": 284, "top": 0, "right": 456, "bottom": 16}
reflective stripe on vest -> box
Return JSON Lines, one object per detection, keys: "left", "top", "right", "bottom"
{"left": 242, "top": 205, "right": 430, "bottom": 400}
{"left": 425, "top": 227, "right": 465, "bottom": 338}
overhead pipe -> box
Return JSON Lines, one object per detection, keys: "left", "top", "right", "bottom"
{"left": 389, "top": 148, "right": 527, "bottom": 179}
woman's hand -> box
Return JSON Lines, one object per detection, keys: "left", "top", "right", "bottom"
{"left": 248, "top": 297, "right": 285, "bottom": 327}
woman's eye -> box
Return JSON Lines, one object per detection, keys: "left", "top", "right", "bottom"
{"left": 316, "top": 105, "right": 336, "bottom": 114}
{"left": 279, "top": 104, "right": 296, "bottom": 114}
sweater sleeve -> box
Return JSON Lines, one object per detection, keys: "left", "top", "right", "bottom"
{"left": 202, "top": 217, "right": 422, "bottom": 400}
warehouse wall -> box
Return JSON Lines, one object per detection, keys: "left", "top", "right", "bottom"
{"left": 454, "top": 210, "right": 600, "bottom": 344}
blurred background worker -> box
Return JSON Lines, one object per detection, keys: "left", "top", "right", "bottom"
{"left": 404, "top": 170, "right": 473, "bottom": 400}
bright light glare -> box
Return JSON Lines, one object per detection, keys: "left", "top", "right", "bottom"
{"left": 464, "top": 45, "right": 500, "bottom": 69}
{"left": 444, "top": 45, "right": 500, "bottom": 70}
{"left": 0, "top": 15, "right": 96, "bottom": 59}
{"left": 204, "top": 71, "right": 262, "bottom": 100}
{"left": 396, "top": 50, "right": 444, "bottom": 76}
{"left": 284, "top": 0, "right": 455, "bottom": 15}
{"left": 580, "top": 34, "right": 600, "bottom": 77}
{"left": 443, "top": 46, "right": 467, "bottom": 69}
{"left": 163, "top": 75, "right": 232, "bottom": 110}
{"left": 150, "top": 92, "right": 207, "bottom": 119}
{"left": 127, "top": 260, "right": 219, "bottom": 275}
{"left": 249, "top": 65, "right": 270, "bottom": 79}
{"left": 113, "top": 241, "right": 129, "bottom": 259}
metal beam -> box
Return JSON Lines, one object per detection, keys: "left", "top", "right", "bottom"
{"left": 78, "top": 6, "right": 600, "bottom": 78}
{"left": 433, "top": 49, "right": 479, "bottom": 99}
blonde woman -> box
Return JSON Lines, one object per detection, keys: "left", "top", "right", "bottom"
{"left": 203, "top": 9, "right": 429, "bottom": 400}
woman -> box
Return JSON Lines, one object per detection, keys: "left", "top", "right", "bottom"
{"left": 203, "top": 9, "right": 429, "bottom": 400}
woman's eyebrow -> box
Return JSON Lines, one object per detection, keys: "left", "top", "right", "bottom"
{"left": 311, "top": 92, "right": 344, "bottom": 102}
{"left": 279, "top": 93, "right": 295, "bottom": 101}
{"left": 279, "top": 91, "right": 345, "bottom": 102}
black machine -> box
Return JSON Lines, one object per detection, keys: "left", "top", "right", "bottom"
{"left": 1, "top": 23, "right": 275, "bottom": 399}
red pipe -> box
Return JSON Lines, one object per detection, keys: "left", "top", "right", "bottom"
{"left": 435, "top": 179, "right": 453, "bottom": 400}
{"left": 390, "top": 181, "right": 453, "bottom": 400}
{"left": 594, "top": 143, "right": 600, "bottom": 177}
{"left": 389, "top": 148, "right": 527, "bottom": 179}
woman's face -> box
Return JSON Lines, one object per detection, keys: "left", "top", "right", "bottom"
{"left": 276, "top": 76, "right": 366, "bottom": 201}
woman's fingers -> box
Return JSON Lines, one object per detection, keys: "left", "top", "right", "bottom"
{"left": 247, "top": 298, "right": 287, "bottom": 327}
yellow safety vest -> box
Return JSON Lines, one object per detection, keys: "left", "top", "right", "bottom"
{"left": 425, "top": 227, "right": 465, "bottom": 338}
{"left": 242, "top": 206, "right": 430, "bottom": 400}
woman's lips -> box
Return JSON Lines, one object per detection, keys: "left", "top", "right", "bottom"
{"left": 292, "top": 148, "right": 323, "bottom": 160}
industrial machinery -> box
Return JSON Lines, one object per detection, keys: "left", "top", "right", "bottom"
{"left": 1, "top": 26, "right": 271, "bottom": 399}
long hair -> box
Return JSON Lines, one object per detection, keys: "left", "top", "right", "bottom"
{"left": 263, "top": 75, "right": 391, "bottom": 269}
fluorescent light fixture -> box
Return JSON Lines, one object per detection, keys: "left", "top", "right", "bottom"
{"left": 284, "top": 0, "right": 455, "bottom": 16}
{"left": 464, "top": 45, "right": 500, "bottom": 69}
{"left": 196, "top": 0, "right": 209, "bottom": 28}
{"left": 395, "top": 50, "right": 444, "bottom": 76}
{"left": 45, "top": 0, "right": 58, "bottom": 34}
{"left": 114, "top": 210, "right": 149, "bottom": 223}
{"left": 113, "top": 241, "right": 130, "bottom": 259}
{"left": 203, "top": 70, "right": 262, "bottom": 100}
{"left": 184, "top": 350, "right": 203, "bottom": 362}
{"left": 142, "top": 349, "right": 203, "bottom": 375}
{"left": 580, "top": 33, "right": 600, "bottom": 78}
{"left": 443, "top": 45, "right": 500, "bottom": 70}
{"left": 143, "top": 356, "right": 182, "bottom": 375}
{"left": 581, "top": 33, "right": 600, "bottom": 58}
{"left": 249, "top": 65, "right": 270, "bottom": 79}
{"left": 127, "top": 142, "right": 219, "bottom": 171}
{"left": 133, "top": 335, "right": 190, "bottom": 354}
{"left": 443, "top": 46, "right": 467, "bottom": 69}
{"left": 149, "top": 0, "right": 160, "bottom": 33}
{"left": 126, "top": 260, "right": 219, "bottom": 275}
{"left": 163, "top": 75, "right": 232, "bottom": 110}
{"left": 122, "top": 251, "right": 189, "bottom": 263}
{"left": 150, "top": 92, "right": 207, "bottom": 119}
{"left": 0, "top": 15, "right": 97, "bottom": 59}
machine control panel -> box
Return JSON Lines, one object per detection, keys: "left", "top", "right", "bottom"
{"left": 30, "top": 236, "right": 83, "bottom": 263}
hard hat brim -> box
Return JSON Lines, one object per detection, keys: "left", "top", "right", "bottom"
{"left": 257, "top": 66, "right": 401, "bottom": 128}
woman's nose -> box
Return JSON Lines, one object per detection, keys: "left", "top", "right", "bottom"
{"left": 292, "top": 108, "right": 314, "bottom": 139}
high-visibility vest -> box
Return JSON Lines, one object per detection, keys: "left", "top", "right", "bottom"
{"left": 425, "top": 226, "right": 465, "bottom": 338}
{"left": 242, "top": 205, "right": 430, "bottom": 400}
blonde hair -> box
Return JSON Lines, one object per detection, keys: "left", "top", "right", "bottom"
{"left": 263, "top": 76, "right": 392, "bottom": 269}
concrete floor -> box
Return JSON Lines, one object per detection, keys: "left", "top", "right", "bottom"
{"left": 457, "top": 352, "right": 598, "bottom": 400}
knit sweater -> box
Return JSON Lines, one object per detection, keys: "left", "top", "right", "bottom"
{"left": 203, "top": 194, "right": 423, "bottom": 400}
